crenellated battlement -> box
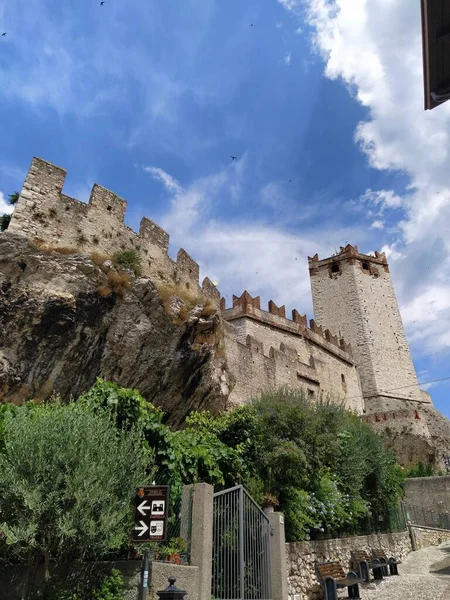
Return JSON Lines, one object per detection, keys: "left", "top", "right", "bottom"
{"left": 222, "top": 291, "right": 353, "bottom": 361}
{"left": 309, "top": 243, "right": 389, "bottom": 277}
{"left": 8, "top": 157, "right": 220, "bottom": 301}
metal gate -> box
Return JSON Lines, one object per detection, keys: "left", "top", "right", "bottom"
{"left": 212, "top": 485, "right": 272, "bottom": 600}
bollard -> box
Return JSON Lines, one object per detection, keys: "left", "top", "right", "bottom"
{"left": 157, "top": 577, "right": 188, "bottom": 600}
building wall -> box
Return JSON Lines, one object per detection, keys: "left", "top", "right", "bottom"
{"left": 286, "top": 531, "right": 411, "bottom": 600}
{"left": 309, "top": 245, "right": 426, "bottom": 414}
{"left": 223, "top": 293, "right": 364, "bottom": 413}
{"left": 8, "top": 157, "right": 220, "bottom": 301}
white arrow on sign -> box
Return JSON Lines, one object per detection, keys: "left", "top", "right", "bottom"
{"left": 135, "top": 520, "right": 149, "bottom": 537}
{"left": 137, "top": 500, "right": 151, "bottom": 516}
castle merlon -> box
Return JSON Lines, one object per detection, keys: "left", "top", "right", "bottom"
{"left": 9, "top": 157, "right": 221, "bottom": 300}
{"left": 222, "top": 290, "right": 354, "bottom": 363}
{"left": 228, "top": 327, "right": 321, "bottom": 385}
{"left": 308, "top": 244, "right": 389, "bottom": 273}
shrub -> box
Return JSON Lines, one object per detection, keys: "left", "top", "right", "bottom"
{"left": 113, "top": 249, "right": 141, "bottom": 274}
{"left": 97, "top": 285, "right": 112, "bottom": 297}
{"left": 30, "top": 567, "right": 124, "bottom": 600}
{"left": 0, "top": 400, "right": 152, "bottom": 586}
{"left": 32, "top": 240, "right": 78, "bottom": 255}
{"left": 107, "top": 271, "right": 131, "bottom": 297}
{"left": 91, "top": 251, "right": 110, "bottom": 266}
{"left": 156, "top": 283, "right": 217, "bottom": 324}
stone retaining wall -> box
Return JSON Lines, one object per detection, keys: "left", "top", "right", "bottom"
{"left": 411, "top": 525, "right": 450, "bottom": 550}
{"left": 286, "top": 531, "right": 411, "bottom": 600}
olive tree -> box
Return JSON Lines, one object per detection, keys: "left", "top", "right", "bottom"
{"left": 0, "top": 400, "right": 153, "bottom": 596}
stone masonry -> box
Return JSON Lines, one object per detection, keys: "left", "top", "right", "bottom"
{"left": 6, "top": 157, "right": 442, "bottom": 421}
{"left": 309, "top": 245, "right": 429, "bottom": 415}
{"left": 286, "top": 531, "right": 412, "bottom": 600}
{"left": 8, "top": 157, "right": 220, "bottom": 301}
{"left": 222, "top": 292, "right": 364, "bottom": 412}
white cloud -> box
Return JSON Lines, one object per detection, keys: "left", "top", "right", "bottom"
{"left": 284, "top": 52, "right": 292, "bottom": 66}
{"left": 0, "top": 192, "right": 14, "bottom": 215}
{"left": 276, "top": 0, "right": 302, "bottom": 13}
{"left": 143, "top": 166, "right": 183, "bottom": 195}
{"left": 360, "top": 189, "right": 403, "bottom": 211}
{"left": 144, "top": 162, "right": 361, "bottom": 317}
{"left": 370, "top": 220, "right": 384, "bottom": 230}
{"left": 276, "top": 0, "right": 450, "bottom": 355}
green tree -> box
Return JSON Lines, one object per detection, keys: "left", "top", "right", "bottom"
{"left": 0, "top": 213, "right": 11, "bottom": 231}
{"left": 8, "top": 191, "right": 20, "bottom": 205}
{"left": 0, "top": 190, "right": 19, "bottom": 231}
{"left": 0, "top": 400, "right": 153, "bottom": 596}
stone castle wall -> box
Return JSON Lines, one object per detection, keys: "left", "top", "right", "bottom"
{"left": 309, "top": 245, "right": 427, "bottom": 414}
{"left": 8, "top": 157, "right": 220, "bottom": 300}
{"left": 223, "top": 292, "right": 364, "bottom": 412}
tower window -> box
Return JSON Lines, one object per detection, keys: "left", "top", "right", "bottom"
{"left": 341, "top": 374, "right": 346, "bottom": 384}
{"left": 362, "top": 262, "right": 369, "bottom": 270}
{"left": 341, "top": 373, "right": 347, "bottom": 392}
{"left": 106, "top": 205, "right": 112, "bottom": 211}
{"left": 308, "top": 389, "right": 315, "bottom": 399}
{"left": 331, "top": 263, "right": 339, "bottom": 274}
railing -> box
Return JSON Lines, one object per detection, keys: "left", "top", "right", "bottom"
{"left": 404, "top": 503, "right": 450, "bottom": 530}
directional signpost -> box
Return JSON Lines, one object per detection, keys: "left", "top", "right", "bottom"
{"left": 132, "top": 485, "right": 169, "bottom": 543}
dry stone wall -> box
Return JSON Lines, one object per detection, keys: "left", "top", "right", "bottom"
{"left": 411, "top": 526, "right": 450, "bottom": 550}
{"left": 8, "top": 157, "right": 220, "bottom": 301}
{"left": 309, "top": 245, "right": 426, "bottom": 414}
{"left": 286, "top": 531, "right": 411, "bottom": 600}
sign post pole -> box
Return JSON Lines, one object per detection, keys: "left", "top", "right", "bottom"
{"left": 140, "top": 547, "right": 151, "bottom": 600}
{"left": 132, "top": 486, "right": 170, "bottom": 600}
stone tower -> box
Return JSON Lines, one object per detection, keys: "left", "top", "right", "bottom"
{"left": 308, "top": 244, "right": 430, "bottom": 414}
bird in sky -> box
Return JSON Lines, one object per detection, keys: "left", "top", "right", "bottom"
{"left": 231, "top": 155, "right": 237, "bottom": 161}
{"left": 1, "top": 32, "right": 6, "bottom": 37}
{"left": 289, "top": 180, "right": 292, "bottom": 182}
{"left": 100, "top": 1, "right": 105, "bottom": 5}
{"left": 251, "top": 24, "right": 254, "bottom": 27}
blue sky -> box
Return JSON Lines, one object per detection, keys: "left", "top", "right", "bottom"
{"left": 1, "top": 0, "right": 449, "bottom": 417}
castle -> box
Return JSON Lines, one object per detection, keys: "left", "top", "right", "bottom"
{"left": 7, "top": 158, "right": 437, "bottom": 443}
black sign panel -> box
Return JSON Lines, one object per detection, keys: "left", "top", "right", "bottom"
{"left": 132, "top": 485, "right": 169, "bottom": 543}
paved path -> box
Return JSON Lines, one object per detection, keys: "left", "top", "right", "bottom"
{"left": 361, "top": 541, "right": 450, "bottom": 599}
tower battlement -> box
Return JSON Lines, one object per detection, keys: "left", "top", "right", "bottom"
{"left": 8, "top": 158, "right": 220, "bottom": 300}
{"left": 309, "top": 244, "right": 389, "bottom": 278}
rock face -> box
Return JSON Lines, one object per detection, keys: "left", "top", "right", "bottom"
{"left": 0, "top": 233, "right": 229, "bottom": 425}
{"left": 382, "top": 405, "right": 450, "bottom": 470}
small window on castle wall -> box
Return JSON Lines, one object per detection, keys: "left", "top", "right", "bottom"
{"left": 331, "top": 263, "right": 339, "bottom": 274}
{"left": 106, "top": 205, "right": 112, "bottom": 211}
{"left": 308, "top": 389, "right": 314, "bottom": 399}
{"left": 362, "top": 262, "right": 369, "bottom": 270}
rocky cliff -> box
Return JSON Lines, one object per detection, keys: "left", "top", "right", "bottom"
{"left": 0, "top": 232, "right": 230, "bottom": 425}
